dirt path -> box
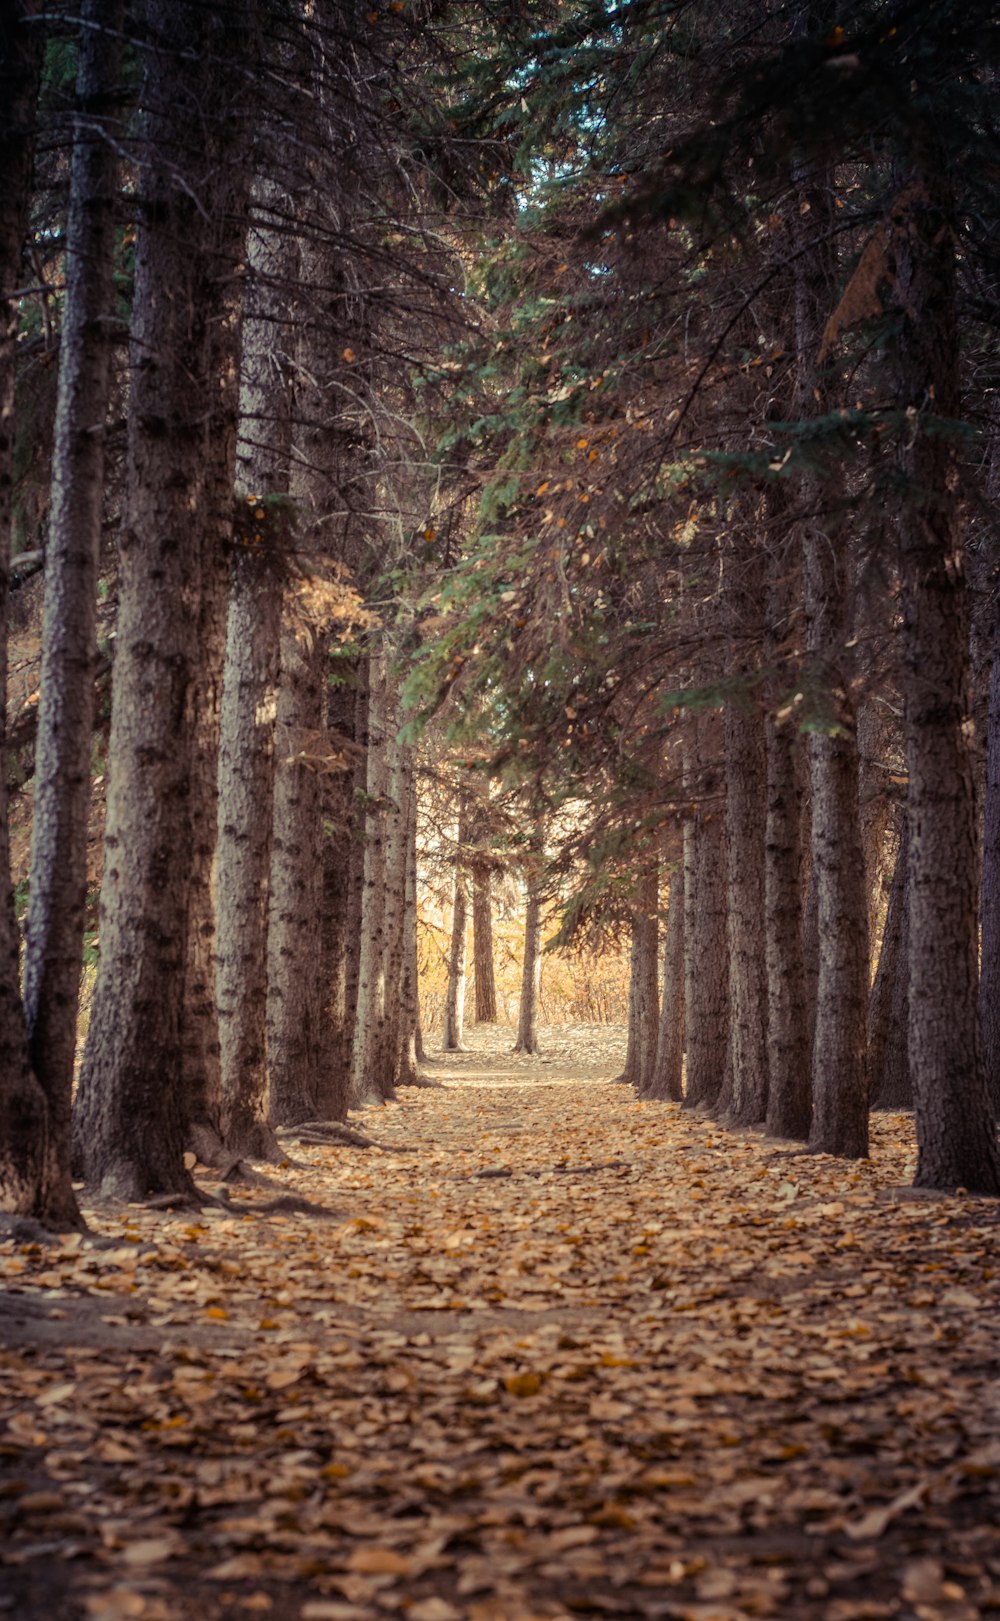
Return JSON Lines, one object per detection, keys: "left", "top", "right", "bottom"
{"left": 1, "top": 1024, "right": 999, "bottom": 1620}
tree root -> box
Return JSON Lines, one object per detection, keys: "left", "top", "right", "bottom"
{"left": 250, "top": 1194, "right": 338, "bottom": 1218}
{"left": 276, "top": 1121, "right": 418, "bottom": 1152}
{"left": 145, "top": 1189, "right": 230, "bottom": 1212}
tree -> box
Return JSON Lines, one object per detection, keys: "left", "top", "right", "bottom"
{"left": 74, "top": 0, "right": 255, "bottom": 1198}
{"left": 683, "top": 709, "right": 728, "bottom": 1112}
{"left": 867, "top": 811, "right": 910, "bottom": 1110}
{"left": 891, "top": 167, "right": 1000, "bottom": 1192}
{"left": 471, "top": 823, "right": 498, "bottom": 1023}
{"left": 716, "top": 523, "right": 769, "bottom": 1128}
{"left": 442, "top": 796, "right": 471, "bottom": 1051}
{"left": 513, "top": 820, "right": 546, "bottom": 1055}
{"left": 642, "top": 857, "right": 684, "bottom": 1102}
{"left": 0, "top": 0, "right": 48, "bottom": 1216}
{"left": 795, "top": 144, "right": 869, "bottom": 1161}
{"left": 763, "top": 497, "right": 811, "bottom": 1142}
{"left": 214, "top": 187, "right": 293, "bottom": 1160}
{"left": 617, "top": 862, "right": 659, "bottom": 1092}
{"left": 350, "top": 648, "right": 395, "bottom": 1101}
{"left": 22, "top": 0, "right": 123, "bottom": 1226}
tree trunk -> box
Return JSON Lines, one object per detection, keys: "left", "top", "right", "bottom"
{"left": 893, "top": 166, "right": 1000, "bottom": 1192}
{"left": 472, "top": 861, "right": 498, "bottom": 1023}
{"left": 315, "top": 661, "right": 358, "bottom": 1119}
{"left": 643, "top": 859, "right": 684, "bottom": 1101}
{"left": 377, "top": 737, "right": 413, "bottom": 1093}
{"left": 868, "top": 813, "right": 911, "bottom": 1110}
{"left": 267, "top": 626, "right": 328, "bottom": 1125}
{"left": 397, "top": 776, "right": 423, "bottom": 1085}
{"left": 981, "top": 518, "right": 1000, "bottom": 1117}
{"left": 0, "top": 0, "right": 48, "bottom": 1216}
{"left": 442, "top": 799, "right": 470, "bottom": 1051}
{"left": 214, "top": 184, "right": 293, "bottom": 1160}
{"left": 513, "top": 885, "right": 543, "bottom": 1055}
{"left": 718, "top": 690, "right": 769, "bottom": 1126}
{"left": 20, "top": 0, "right": 122, "bottom": 1226}
{"left": 858, "top": 700, "right": 894, "bottom": 965}
{"left": 181, "top": 540, "right": 230, "bottom": 1165}
{"left": 794, "top": 152, "right": 869, "bottom": 1160}
{"left": 683, "top": 711, "right": 728, "bottom": 1110}
{"left": 619, "top": 863, "right": 659, "bottom": 1090}
{"left": 765, "top": 713, "right": 812, "bottom": 1140}
{"left": 75, "top": 0, "right": 248, "bottom": 1198}
{"left": 350, "top": 651, "right": 391, "bottom": 1102}
{"left": 342, "top": 660, "right": 370, "bottom": 1059}
{"left": 180, "top": 178, "right": 249, "bottom": 1167}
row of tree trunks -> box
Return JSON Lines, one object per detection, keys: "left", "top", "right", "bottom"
{"left": 1, "top": 0, "right": 429, "bottom": 1219}
{"left": 619, "top": 78, "right": 1000, "bottom": 1194}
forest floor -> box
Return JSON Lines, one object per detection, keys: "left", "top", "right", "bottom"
{"left": 2, "top": 1024, "right": 1000, "bottom": 1621}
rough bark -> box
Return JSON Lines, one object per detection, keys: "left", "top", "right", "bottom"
{"left": 643, "top": 860, "right": 684, "bottom": 1101}
{"left": 442, "top": 799, "right": 471, "bottom": 1051}
{"left": 893, "top": 167, "right": 1000, "bottom": 1192}
{"left": 719, "top": 693, "right": 769, "bottom": 1126}
{"left": 618, "top": 864, "right": 659, "bottom": 1091}
{"left": 19, "top": 0, "right": 123, "bottom": 1225}
{"left": 216, "top": 552, "right": 282, "bottom": 1157}
{"left": 513, "top": 886, "right": 543, "bottom": 1055}
{"left": 396, "top": 777, "right": 423, "bottom": 1085}
{"left": 683, "top": 710, "right": 728, "bottom": 1110}
{"left": 0, "top": 0, "right": 48, "bottom": 1216}
{"left": 472, "top": 861, "right": 498, "bottom": 1023}
{"left": 214, "top": 187, "right": 293, "bottom": 1160}
{"left": 795, "top": 154, "right": 869, "bottom": 1160}
{"left": 981, "top": 510, "right": 1000, "bottom": 1117}
{"left": 858, "top": 701, "right": 894, "bottom": 965}
{"left": 868, "top": 814, "right": 911, "bottom": 1110}
{"left": 343, "top": 660, "right": 370, "bottom": 1057}
{"left": 75, "top": 0, "right": 247, "bottom": 1198}
{"left": 350, "top": 652, "right": 391, "bottom": 1103}
{"left": 180, "top": 205, "right": 249, "bottom": 1162}
{"left": 267, "top": 626, "right": 329, "bottom": 1125}
{"left": 181, "top": 539, "right": 230, "bottom": 1165}
{"left": 377, "top": 738, "right": 414, "bottom": 1093}
{"left": 765, "top": 713, "right": 812, "bottom": 1140}
{"left": 315, "top": 664, "right": 358, "bottom": 1118}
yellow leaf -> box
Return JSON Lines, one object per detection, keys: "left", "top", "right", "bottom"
{"left": 503, "top": 1370, "right": 543, "bottom": 1397}
{"left": 342, "top": 346, "right": 356, "bottom": 363}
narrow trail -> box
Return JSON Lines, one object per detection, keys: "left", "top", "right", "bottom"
{"left": 1, "top": 1025, "right": 999, "bottom": 1620}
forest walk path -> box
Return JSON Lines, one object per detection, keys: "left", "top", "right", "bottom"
{"left": 2, "top": 1025, "right": 1000, "bottom": 1620}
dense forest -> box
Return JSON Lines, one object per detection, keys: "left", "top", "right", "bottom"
{"left": 2, "top": 0, "right": 1000, "bottom": 1236}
